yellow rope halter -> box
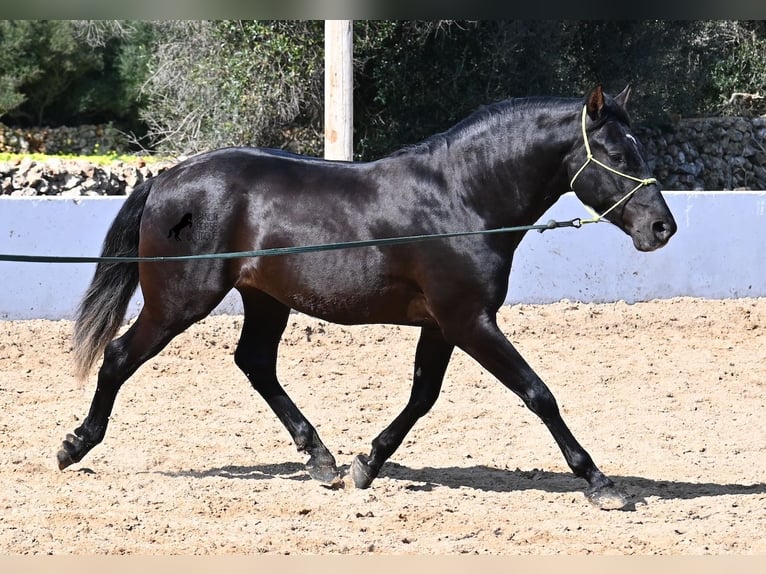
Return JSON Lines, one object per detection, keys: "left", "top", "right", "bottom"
{"left": 569, "top": 105, "right": 657, "bottom": 224}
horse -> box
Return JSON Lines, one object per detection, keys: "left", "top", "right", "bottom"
{"left": 57, "top": 84, "right": 676, "bottom": 510}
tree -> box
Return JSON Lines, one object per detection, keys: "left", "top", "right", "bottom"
{"left": 4, "top": 20, "right": 758, "bottom": 158}
{"left": 140, "top": 20, "right": 324, "bottom": 156}
{"left": 0, "top": 20, "right": 153, "bottom": 132}
{"left": 352, "top": 21, "right": 585, "bottom": 158}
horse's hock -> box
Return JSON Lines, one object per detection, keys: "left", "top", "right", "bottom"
{"left": 2, "top": 116, "right": 766, "bottom": 194}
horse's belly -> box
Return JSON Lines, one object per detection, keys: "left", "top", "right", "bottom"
{"left": 281, "top": 283, "right": 434, "bottom": 327}
{"left": 237, "top": 250, "right": 438, "bottom": 326}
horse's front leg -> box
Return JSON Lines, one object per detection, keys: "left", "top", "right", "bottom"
{"left": 453, "top": 312, "right": 628, "bottom": 510}
{"left": 235, "top": 290, "right": 340, "bottom": 486}
{"left": 351, "top": 326, "right": 454, "bottom": 488}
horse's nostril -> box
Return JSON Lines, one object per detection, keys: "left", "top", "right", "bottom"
{"left": 652, "top": 219, "right": 676, "bottom": 240}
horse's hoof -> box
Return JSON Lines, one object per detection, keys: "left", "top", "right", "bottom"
{"left": 306, "top": 456, "right": 341, "bottom": 486}
{"left": 351, "top": 454, "right": 375, "bottom": 489}
{"left": 56, "top": 447, "right": 75, "bottom": 470}
{"left": 585, "top": 484, "right": 629, "bottom": 510}
{"left": 57, "top": 433, "right": 85, "bottom": 470}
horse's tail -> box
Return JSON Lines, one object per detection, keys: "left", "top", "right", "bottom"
{"left": 72, "top": 179, "right": 153, "bottom": 382}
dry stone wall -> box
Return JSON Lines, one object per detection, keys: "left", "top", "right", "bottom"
{"left": 0, "top": 122, "right": 173, "bottom": 196}
{"left": 0, "top": 156, "right": 173, "bottom": 196}
{"left": 0, "top": 122, "right": 131, "bottom": 156}
{"left": 635, "top": 117, "right": 766, "bottom": 191}
{"left": 1, "top": 118, "right": 765, "bottom": 195}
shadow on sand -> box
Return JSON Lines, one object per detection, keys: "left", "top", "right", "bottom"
{"left": 158, "top": 461, "right": 765, "bottom": 507}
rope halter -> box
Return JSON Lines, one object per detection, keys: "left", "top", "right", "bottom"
{"left": 569, "top": 105, "right": 657, "bottom": 224}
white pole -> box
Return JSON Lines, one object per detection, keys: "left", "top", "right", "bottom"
{"left": 324, "top": 20, "right": 353, "bottom": 161}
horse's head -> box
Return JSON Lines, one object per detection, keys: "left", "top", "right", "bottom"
{"left": 567, "top": 84, "right": 676, "bottom": 252}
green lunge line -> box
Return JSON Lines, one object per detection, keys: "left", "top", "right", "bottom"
{"left": 0, "top": 217, "right": 587, "bottom": 264}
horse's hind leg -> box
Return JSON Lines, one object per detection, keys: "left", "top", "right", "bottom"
{"left": 234, "top": 289, "right": 339, "bottom": 485}
{"left": 58, "top": 312, "right": 181, "bottom": 469}
{"left": 58, "top": 291, "right": 224, "bottom": 470}
{"left": 452, "top": 312, "right": 627, "bottom": 510}
{"left": 351, "top": 326, "right": 454, "bottom": 488}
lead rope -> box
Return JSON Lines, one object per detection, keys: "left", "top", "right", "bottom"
{"left": 0, "top": 218, "right": 585, "bottom": 264}
{"left": 569, "top": 105, "right": 657, "bottom": 224}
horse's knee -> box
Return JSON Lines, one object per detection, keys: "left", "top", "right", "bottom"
{"left": 233, "top": 347, "right": 250, "bottom": 372}
{"left": 522, "top": 382, "right": 559, "bottom": 419}
{"left": 234, "top": 349, "right": 275, "bottom": 381}
{"left": 409, "top": 389, "right": 439, "bottom": 418}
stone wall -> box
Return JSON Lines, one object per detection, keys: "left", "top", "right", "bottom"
{"left": 633, "top": 116, "right": 766, "bottom": 190}
{"left": 0, "top": 122, "right": 132, "bottom": 156}
{"left": 1, "top": 117, "right": 766, "bottom": 194}
{"left": 0, "top": 122, "right": 169, "bottom": 196}
{"left": 0, "top": 156, "right": 173, "bottom": 196}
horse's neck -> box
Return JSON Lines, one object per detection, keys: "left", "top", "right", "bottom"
{"left": 445, "top": 103, "right": 579, "bottom": 227}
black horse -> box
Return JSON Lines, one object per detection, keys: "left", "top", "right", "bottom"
{"left": 58, "top": 85, "right": 676, "bottom": 510}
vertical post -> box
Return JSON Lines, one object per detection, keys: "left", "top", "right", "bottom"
{"left": 324, "top": 20, "right": 353, "bottom": 161}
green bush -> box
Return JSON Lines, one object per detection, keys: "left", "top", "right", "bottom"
{"left": 0, "top": 20, "right": 153, "bottom": 134}
{"left": 140, "top": 20, "right": 324, "bottom": 156}
{"left": 352, "top": 21, "right": 766, "bottom": 157}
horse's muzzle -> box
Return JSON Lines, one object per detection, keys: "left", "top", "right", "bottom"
{"left": 633, "top": 215, "right": 677, "bottom": 252}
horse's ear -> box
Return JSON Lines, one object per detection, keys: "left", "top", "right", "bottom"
{"left": 585, "top": 84, "right": 605, "bottom": 120}
{"left": 614, "top": 84, "right": 632, "bottom": 109}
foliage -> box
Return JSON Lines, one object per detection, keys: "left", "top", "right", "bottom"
{"left": 702, "top": 21, "right": 766, "bottom": 114}
{"left": 0, "top": 20, "right": 154, "bottom": 132}
{"left": 353, "top": 21, "right": 587, "bottom": 158}
{"left": 2, "top": 20, "right": 766, "bottom": 159}
{"left": 80, "top": 21, "right": 157, "bottom": 138}
{"left": 139, "top": 20, "right": 324, "bottom": 156}
{"left": 554, "top": 21, "right": 756, "bottom": 123}
{"left": 0, "top": 151, "right": 169, "bottom": 165}
{"left": 351, "top": 21, "right": 766, "bottom": 157}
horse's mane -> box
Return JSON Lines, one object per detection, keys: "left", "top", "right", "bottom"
{"left": 386, "top": 97, "right": 577, "bottom": 159}
{"left": 386, "top": 93, "right": 634, "bottom": 160}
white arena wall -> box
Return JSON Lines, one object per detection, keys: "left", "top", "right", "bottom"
{"left": 0, "top": 191, "right": 764, "bottom": 321}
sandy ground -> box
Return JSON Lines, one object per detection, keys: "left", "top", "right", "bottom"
{"left": 1, "top": 297, "right": 765, "bottom": 555}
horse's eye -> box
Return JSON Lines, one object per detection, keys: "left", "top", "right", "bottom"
{"left": 608, "top": 153, "right": 624, "bottom": 163}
